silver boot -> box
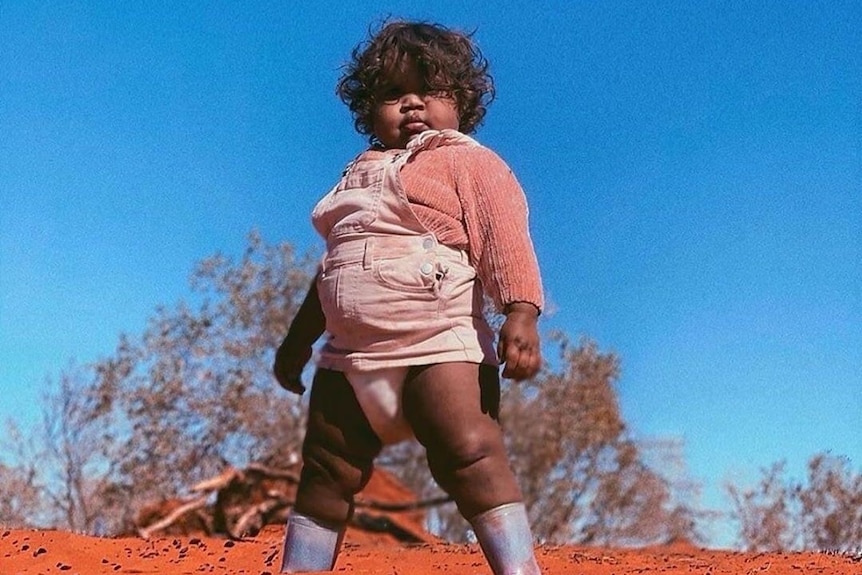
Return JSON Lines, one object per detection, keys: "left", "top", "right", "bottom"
{"left": 280, "top": 512, "right": 343, "bottom": 573}
{"left": 469, "top": 502, "right": 541, "bottom": 575}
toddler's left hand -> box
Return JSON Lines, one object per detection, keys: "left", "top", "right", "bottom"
{"left": 273, "top": 341, "right": 312, "bottom": 395}
{"left": 497, "top": 303, "right": 541, "bottom": 380}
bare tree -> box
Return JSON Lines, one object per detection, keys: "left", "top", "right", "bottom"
{"left": 638, "top": 437, "right": 711, "bottom": 545}
{"left": 17, "top": 230, "right": 859, "bottom": 550}
{"left": 42, "top": 368, "right": 111, "bottom": 532}
{"left": 0, "top": 423, "right": 42, "bottom": 528}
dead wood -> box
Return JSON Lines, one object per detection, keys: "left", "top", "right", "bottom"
{"left": 133, "top": 463, "right": 445, "bottom": 542}
{"left": 136, "top": 496, "right": 210, "bottom": 539}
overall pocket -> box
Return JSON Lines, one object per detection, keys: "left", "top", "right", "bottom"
{"left": 372, "top": 253, "right": 444, "bottom": 299}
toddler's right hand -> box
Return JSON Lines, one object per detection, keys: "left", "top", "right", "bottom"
{"left": 498, "top": 303, "right": 542, "bottom": 381}
{"left": 273, "top": 341, "right": 312, "bottom": 395}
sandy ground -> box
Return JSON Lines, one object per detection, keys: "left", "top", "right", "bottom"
{"left": 1, "top": 526, "right": 860, "bottom": 575}
{"left": 3, "top": 471, "right": 858, "bottom": 574}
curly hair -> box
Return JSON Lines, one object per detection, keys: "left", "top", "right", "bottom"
{"left": 336, "top": 20, "right": 495, "bottom": 141}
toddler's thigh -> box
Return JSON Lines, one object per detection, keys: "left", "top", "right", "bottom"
{"left": 402, "top": 363, "right": 502, "bottom": 453}
{"left": 304, "top": 369, "right": 382, "bottom": 464}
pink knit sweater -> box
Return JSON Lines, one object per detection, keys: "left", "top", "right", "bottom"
{"left": 365, "top": 144, "right": 544, "bottom": 313}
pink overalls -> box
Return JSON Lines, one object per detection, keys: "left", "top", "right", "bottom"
{"left": 311, "top": 130, "right": 497, "bottom": 443}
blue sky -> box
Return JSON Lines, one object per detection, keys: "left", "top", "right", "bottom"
{"left": 1, "top": 1, "right": 859, "bottom": 547}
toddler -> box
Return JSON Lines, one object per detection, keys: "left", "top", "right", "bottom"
{"left": 274, "top": 20, "right": 544, "bottom": 574}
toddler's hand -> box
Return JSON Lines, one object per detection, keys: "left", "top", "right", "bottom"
{"left": 497, "top": 303, "right": 541, "bottom": 381}
{"left": 273, "top": 340, "right": 312, "bottom": 395}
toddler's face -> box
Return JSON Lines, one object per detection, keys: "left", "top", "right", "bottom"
{"left": 371, "top": 63, "right": 460, "bottom": 149}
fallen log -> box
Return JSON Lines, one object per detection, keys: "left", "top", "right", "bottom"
{"left": 134, "top": 463, "right": 445, "bottom": 543}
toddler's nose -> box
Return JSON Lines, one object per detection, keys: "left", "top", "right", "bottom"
{"left": 399, "top": 92, "right": 425, "bottom": 110}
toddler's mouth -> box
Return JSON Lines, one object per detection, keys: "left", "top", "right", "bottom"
{"left": 403, "top": 123, "right": 427, "bottom": 134}
{"left": 401, "top": 115, "right": 427, "bottom": 132}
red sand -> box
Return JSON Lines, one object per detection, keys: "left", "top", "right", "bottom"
{"left": 3, "top": 470, "right": 859, "bottom": 574}
{"left": 2, "top": 527, "right": 860, "bottom": 575}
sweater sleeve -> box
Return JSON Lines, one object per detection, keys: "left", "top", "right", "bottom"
{"left": 453, "top": 146, "right": 544, "bottom": 312}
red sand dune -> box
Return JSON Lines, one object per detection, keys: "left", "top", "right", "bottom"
{"left": 2, "top": 469, "right": 859, "bottom": 574}
{"left": 2, "top": 527, "right": 860, "bottom": 574}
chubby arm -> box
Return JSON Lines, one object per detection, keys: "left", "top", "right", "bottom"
{"left": 498, "top": 302, "right": 542, "bottom": 380}
{"left": 456, "top": 146, "right": 544, "bottom": 314}
{"left": 454, "top": 146, "right": 544, "bottom": 379}
{"left": 273, "top": 269, "right": 326, "bottom": 394}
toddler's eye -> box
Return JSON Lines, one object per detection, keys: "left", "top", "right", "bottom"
{"left": 377, "top": 88, "right": 403, "bottom": 103}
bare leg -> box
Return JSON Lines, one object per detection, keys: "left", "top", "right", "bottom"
{"left": 294, "top": 368, "right": 382, "bottom": 523}
{"left": 282, "top": 369, "right": 382, "bottom": 572}
{"left": 402, "top": 362, "right": 522, "bottom": 519}
{"left": 402, "top": 362, "right": 540, "bottom": 574}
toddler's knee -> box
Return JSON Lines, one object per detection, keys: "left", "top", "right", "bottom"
{"left": 302, "top": 441, "right": 374, "bottom": 497}
{"left": 295, "top": 441, "right": 375, "bottom": 525}
{"left": 427, "top": 428, "right": 504, "bottom": 484}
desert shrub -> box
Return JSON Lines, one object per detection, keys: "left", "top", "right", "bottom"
{"left": 727, "top": 453, "right": 862, "bottom": 552}
{"left": 727, "top": 462, "right": 795, "bottom": 551}
{"left": 797, "top": 454, "right": 862, "bottom": 552}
